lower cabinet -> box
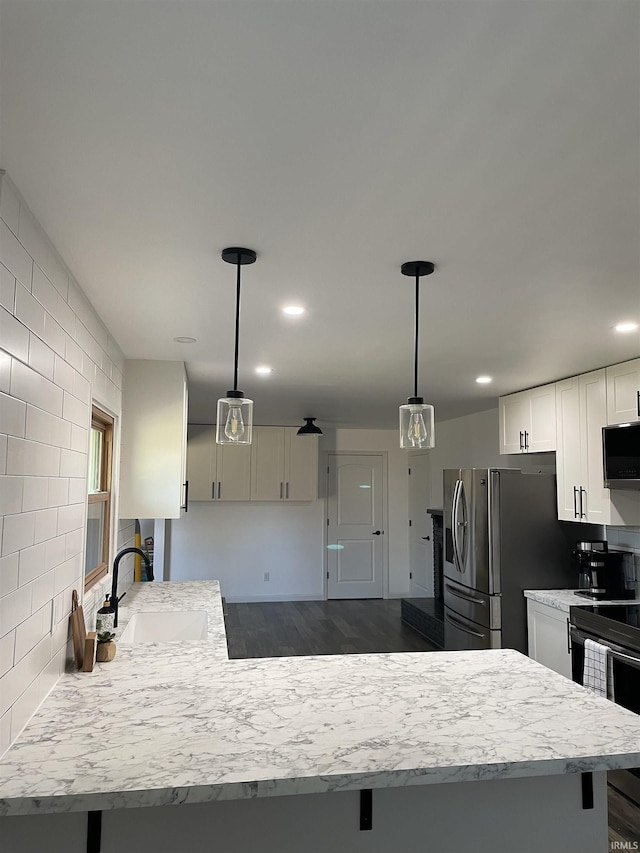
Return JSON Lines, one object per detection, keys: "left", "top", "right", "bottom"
{"left": 526, "top": 599, "right": 572, "bottom": 679}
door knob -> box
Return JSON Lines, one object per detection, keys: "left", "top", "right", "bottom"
{"left": 373, "top": 530, "right": 382, "bottom": 535}
{"left": 421, "top": 536, "right": 430, "bottom": 540}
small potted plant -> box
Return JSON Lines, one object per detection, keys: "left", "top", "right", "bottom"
{"left": 96, "top": 630, "right": 117, "bottom": 662}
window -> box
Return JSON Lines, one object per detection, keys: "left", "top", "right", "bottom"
{"left": 85, "top": 406, "right": 113, "bottom": 591}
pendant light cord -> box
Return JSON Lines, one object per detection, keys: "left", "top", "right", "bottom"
{"left": 233, "top": 254, "right": 241, "bottom": 392}
{"left": 413, "top": 271, "right": 419, "bottom": 398}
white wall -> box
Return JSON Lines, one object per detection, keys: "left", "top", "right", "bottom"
{"left": 168, "top": 501, "right": 325, "bottom": 601}
{"left": 0, "top": 173, "right": 132, "bottom": 754}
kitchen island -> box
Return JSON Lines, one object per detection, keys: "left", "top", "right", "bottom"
{"left": 1, "top": 581, "right": 640, "bottom": 853}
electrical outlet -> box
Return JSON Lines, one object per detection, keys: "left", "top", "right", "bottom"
{"left": 263, "top": 572, "right": 270, "bottom": 582}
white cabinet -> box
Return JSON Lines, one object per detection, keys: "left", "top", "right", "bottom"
{"left": 526, "top": 599, "right": 572, "bottom": 679}
{"left": 251, "top": 427, "right": 318, "bottom": 502}
{"left": 185, "top": 425, "right": 318, "bottom": 503}
{"left": 556, "top": 370, "right": 611, "bottom": 524}
{"left": 119, "top": 361, "right": 188, "bottom": 519}
{"left": 186, "top": 425, "right": 251, "bottom": 502}
{"left": 499, "top": 384, "right": 556, "bottom": 454}
{"left": 606, "top": 358, "right": 640, "bottom": 424}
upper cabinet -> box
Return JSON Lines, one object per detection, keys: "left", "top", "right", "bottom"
{"left": 555, "top": 369, "right": 639, "bottom": 525}
{"left": 555, "top": 370, "right": 609, "bottom": 524}
{"left": 186, "top": 425, "right": 251, "bottom": 502}
{"left": 499, "top": 358, "right": 640, "bottom": 525}
{"left": 119, "top": 361, "right": 188, "bottom": 519}
{"left": 606, "top": 358, "right": 640, "bottom": 424}
{"left": 185, "top": 425, "right": 318, "bottom": 503}
{"left": 498, "top": 384, "right": 556, "bottom": 454}
{"left": 251, "top": 427, "right": 318, "bottom": 502}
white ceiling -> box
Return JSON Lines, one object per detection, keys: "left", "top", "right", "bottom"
{"left": 1, "top": 0, "right": 639, "bottom": 428}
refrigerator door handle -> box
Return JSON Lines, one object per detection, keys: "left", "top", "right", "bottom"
{"left": 451, "top": 479, "right": 459, "bottom": 571}
{"left": 456, "top": 479, "right": 468, "bottom": 571}
{"left": 444, "top": 582, "right": 486, "bottom": 607}
{"left": 452, "top": 479, "right": 463, "bottom": 573}
{"left": 445, "top": 611, "right": 486, "bottom": 640}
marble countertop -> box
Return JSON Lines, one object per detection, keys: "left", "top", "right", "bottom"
{"left": 2, "top": 581, "right": 640, "bottom": 817}
{"left": 524, "top": 589, "right": 639, "bottom": 613}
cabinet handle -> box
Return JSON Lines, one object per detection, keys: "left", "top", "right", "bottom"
{"left": 637, "top": 390, "right": 640, "bottom": 417}
{"left": 519, "top": 431, "right": 524, "bottom": 451}
{"left": 573, "top": 486, "right": 579, "bottom": 519}
{"left": 524, "top": 430, "right": 529, "bottom": 450}
{"left": 566, "top": 618, "right": 571, "bottom": 654}
{"left": 285, "top": 482, "right": 289, "bottom": 499}
{"left": 212, "top": 482, "right": 216, "bottom": 500}
{"left": 579, "top": 487, "right": 586, "bottom": 519}
{"left": 280, "top": 482, "right": 283, "bottom": 499}
{"left": 218, "top": 482, "right": 221, "bottom": 500}
{"left": 182, "top": 480, "right": 189, "bottom": 512}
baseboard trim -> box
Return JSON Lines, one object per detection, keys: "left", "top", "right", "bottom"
{"left": 224, "top": 593, "right": 326, "bottom": 604}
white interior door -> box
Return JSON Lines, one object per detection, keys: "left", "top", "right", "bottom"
{"left": 327, "top": 454, "right": 385, "bottom": 599}
{"left": 408, "top": 452, "right": 432, "bottom": 596}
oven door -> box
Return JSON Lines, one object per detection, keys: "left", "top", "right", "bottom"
{"left": 570, "top": 625, "right": 640, "bottom": 805}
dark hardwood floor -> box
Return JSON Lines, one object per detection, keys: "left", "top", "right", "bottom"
{"left": 224, "top": 598, "right": 640, "bottom": 848}
{"left": 225, "top": 598, "right": 436, "bottom": 658}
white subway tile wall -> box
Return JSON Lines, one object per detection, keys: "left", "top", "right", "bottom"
{"left": 0, "top": 173, "right": 132, "bottom": 755}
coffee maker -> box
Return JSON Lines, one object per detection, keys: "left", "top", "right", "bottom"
{"left": 573, "top": 540, "right": 634, "bottom": 600}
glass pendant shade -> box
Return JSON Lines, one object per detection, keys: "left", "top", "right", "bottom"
{"left": 216, "top": 393, "right": 253, "bottom": 445}
{"left": 399, "top": 398, "right": 435, "bottom": 449}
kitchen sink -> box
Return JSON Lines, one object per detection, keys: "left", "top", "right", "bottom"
{"left": 118, "top": 610, "right": 208, "bottom": 643}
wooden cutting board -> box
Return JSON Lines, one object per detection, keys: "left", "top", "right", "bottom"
{"left": 70, "top": 589, "right": 87, "bottom": 670}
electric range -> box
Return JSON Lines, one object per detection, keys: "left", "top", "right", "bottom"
{"left": 570, "top": 602, "right": 640, "bottom": 807}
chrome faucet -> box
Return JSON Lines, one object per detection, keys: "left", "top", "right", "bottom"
{"left": 111, "top": 547, "right": 152, "bottom": 627}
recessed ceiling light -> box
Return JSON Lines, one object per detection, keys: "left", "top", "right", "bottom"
{"left": 283, "top": 305, "right": 305, "bottom": 316}
{"left": 476, "top": 376, "right": 492, "bottom": 384}
{"left": 614, "top": 322, "right": 638, "bottom": 333}
{"left": 173, "top": 336, "right": 197, "bottom": 343}
{"left": 255, "top": 366, "right": 273, "bottom": 375}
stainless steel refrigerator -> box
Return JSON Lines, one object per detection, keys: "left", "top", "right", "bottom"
{"left": 443, "top": 468, "right": 575, "bottom": 653}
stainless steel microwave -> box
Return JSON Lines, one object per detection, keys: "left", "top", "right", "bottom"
{"left": 602, "top": 422, "right": 640, "bottom": 490}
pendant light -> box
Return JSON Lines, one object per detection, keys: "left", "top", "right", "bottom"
{"left": 399, "top": 260, "right": 435, "bottom": 449}
{"left": 216, "top": 247, "right": 257, "bottom": 445}
{"left": 296, "top": 417, "right": 323, "bottom": 436}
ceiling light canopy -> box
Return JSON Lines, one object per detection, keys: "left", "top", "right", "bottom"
{"left": 216, "top": 247, "right": 256, "bottom": 446}
{"left": 296, "top": 417, "right": 323, "bottom": 436}
{"left": 399, "top": 260, "right": 435, "bottom": 450}
{"left": 614, "top": 322, "right": 638, "bottom": 333}
{"left": 283, "top": 305, "right": 305, "bottom": 316}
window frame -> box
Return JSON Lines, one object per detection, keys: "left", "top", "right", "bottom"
{"left": 85, "top": 406, "right": 114, "bottom": 592}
